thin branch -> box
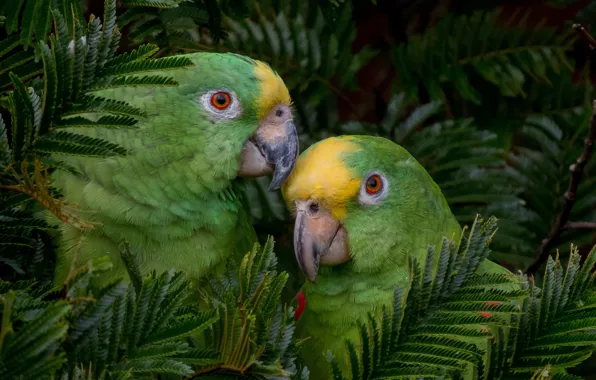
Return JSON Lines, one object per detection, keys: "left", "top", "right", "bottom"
{"left": 525, "top": 98, "right": 596, "bottom": 275}
{"left": 563, "top": 221, "right": 596, "bottom": 230}
{"left": 573, "top": 24, "right": 596, "bottom": 50}
{"left": 525, "top": 24, "right": 596, "bottom": 275}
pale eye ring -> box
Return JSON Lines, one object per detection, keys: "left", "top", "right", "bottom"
{"left": 358, "top": 172, "right": 388, "bottom": 206}
{"left": 200, "top": 89, "right": 242, "bottom": 120}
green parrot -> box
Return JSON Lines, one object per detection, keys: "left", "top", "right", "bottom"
{"left": 281, "top": 135, "right": 514, "bottom": 376}
{"left": 50, "top": 53, "right": 298, "bottom": 291}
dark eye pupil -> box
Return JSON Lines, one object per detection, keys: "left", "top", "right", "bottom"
{"left": 309, "top": 203, "right": 319, "bottom": 213}
{"left": 276, "top": 109, "right": 283, "bottom": 117}
{"left": 215, "top": 94, "right": 227, "bottom": 105}
{"left": 367, "top": 178, "right": 378, "bottom": 188}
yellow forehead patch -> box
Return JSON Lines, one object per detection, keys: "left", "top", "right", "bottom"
{"left": 253, "top": 61, "right": 291, "bottom": 120}
{"left": 282, "top": 137, "right": 362, "bottom": 220}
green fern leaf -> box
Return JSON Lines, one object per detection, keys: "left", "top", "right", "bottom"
{"left": 328, "top": 351, "right": 348, "bottom": 380}
{"left": 19, "top": 0, "right": 40, "bottom": 49}
{"left": 412, "top": 324, "right": 490, "bottom": 338}
{"left": 4, "top": 0, "right": 25, "bottom": 34}
{"left": 71, "top": 20, "right": 86, "bottom": 101}
{"left": 144, "top": 310, "right": 217, "bottom": 345}
{"left": 65, "top": 95, "right": 146, "bottom": 118}
{"left": 103, "top": 56, "right": 194, "bottom": 76}
{"left": 27, "top": 87, "right": 42, "bottom": 135}
{"left": 83, "top": 15, "right": 102, "bottom": 90}
{"left": 0, "top": 51, "right": 35, "bottom": 75}
{"left": 118, "top": 240, "right": 143, "bottom": 294}
{"left": 34, "top": 131, "right": 127, "bottom": 156}
{"left": 391, "top": 10, "right": 573, "bottom": 103}
{"left": 0, "top": 35, "right": 21, "bottom": 58}
{"left": 56, "top": 115, "right": 139, "bottom": 129}
{"left": 34, "top": 0, "right": 52, "bottom": 45}
{"left": 128, "top": 342, "right": 190, "bottom": 360}
{"left": 8, "top": 72, "right": 36, "bottom": 161}
{"left": 2, "top": 297, "right": 70, "bottom": 359}
{"left": 0, "top": 115, "right": 10, "bottom": 167}
{"left": 69, "top": 281, "right": 128, "bottom": 344}
{"left": 463, "top": 273, "right": 522, "bottom": 289}
{"left": 90, "top": 75, "right": 178, "bottom": 91}
{"left": 392, "top": 352, "right": 465, "bottom": 370}
{"left": 107, "top": 294, "right": 127, "bottom": 363}
{"left": 106, "top": 44, "right": 159, "bottom": 70}
{"left": 174, "top": 348, "right": 220, "bottom": 366}
{"left": 122, "top": 0, "right": 184, "bottom": 8}
{"left": 39, "top": 41, "right": 57, "bottom": 134}
{"left": 112, "top": 359, "right": 193, "bottom": 376}
{"left": 514, "top": 349, "right": 593, "bottom": 371}
{"left": 96, "top": 0, "right": 117, "bottom": 73}
{"left": 331, "top": 216, "right": 524, "bottom": 379}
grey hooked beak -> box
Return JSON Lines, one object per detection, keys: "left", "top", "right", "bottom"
{"left": 254, "top": 119, "right": 298, "bottom": 191}
{"left": 238, "top": 105, "right": 299, "bottom": 191}
{"left": 293, "top": 200, "right": 350, "bottom": 283}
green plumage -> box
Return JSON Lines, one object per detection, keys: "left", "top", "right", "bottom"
{"left": 48, "top": 53, "right": 267, "bottom": 292}
{"left": 290, "top": 136, "right": 514, "bottom": 376}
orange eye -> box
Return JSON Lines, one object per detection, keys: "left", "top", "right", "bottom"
{"left": 210, "top": 91, "right": 231, "bottom": 110}
{"left": 365, "top": 174, "right": 383, "bottom": 194}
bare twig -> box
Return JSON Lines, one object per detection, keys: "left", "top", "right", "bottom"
{"left": 573, "top": 24, "right": 596, "bottom": 50}
{"left": 525, "top": 24, "right": 596, "bottom": 275}
{"left": 563, "top": 221, "right": 596, "bottom": 230}
{"left": 525, "top": 99, "right": 596, "bottom": 275}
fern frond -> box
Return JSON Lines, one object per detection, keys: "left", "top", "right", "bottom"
{"left": 331, "top": 216, "right": 524, "bottom": 379}
{"left": 392, "top": 10, "right": 573, "bottom": 103}
{"left": 0, "top": 51, "right": 35, "bottom": 75}
{"left": 57, "top": 115, "right": 139, "bottom": 129}
{"left": 34, "top": 131, "right": 127, "bottom": 156}
{"left": 19, "top": 0, "right": 40, "bottom": 49}
{"left": 0, "top": 291, "right": 69, "bottom": 379}
{"left": 82, "top": 15, "right": 102, "bottom": 90}
{"left": 123, "top": 0, "right": 184, "bottom": 8}
{"left": 104, "top": 44, "right": 160, "bottom": 68}
{"left": 0, "top": 115, "right": 10, "bottom": 167}
{"left": 103, "top": 56, "right": 194, "bottom": 76}
{"left": 65, "top": 95, "right": 147, "bottom": 118}
{"left": 506, "top": 247, "right": 596, "bottom": 374}
{"left": 89, "top": 75, "right": 178, "bottom": 91}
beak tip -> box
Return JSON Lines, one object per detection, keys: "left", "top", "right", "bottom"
{"left": 268, "top": 180, "right": 282, "bottom": 192}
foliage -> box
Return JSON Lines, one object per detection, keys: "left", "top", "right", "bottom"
{"left": 3, "top": 0, "right": 596, "bottom": 378}
{"left": 391, "top": 10, "right": 574, "bottom": 103}
{"left": 329, "top": 216, "right": 596, "bottom": 379}
{"left": 487, "top": 246, "right": 596, "bottom": 378}
{"left": 202, "top": 237, "right": 308, "bottom": 378}
{"left": 0, "top": 236, "right": 304, "bottom": 379}
{"left": 0, "top": 0, "right": 193, "bottom": 281}
{"left": 228, "top": 4, "right": 596, "bottom": 274}
{"left": 0, "top": 254, "right": 217, "bottom": 379}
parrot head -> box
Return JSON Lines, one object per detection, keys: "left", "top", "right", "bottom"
{"left": 154, "top": 53, "right": 298, "bottom": 191}
{"left": 282, "top": 135, "right": 452, "bottom": 282}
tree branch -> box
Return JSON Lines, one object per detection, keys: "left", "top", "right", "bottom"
{"left": 525, "top": 99, "right": 596, "bottom": 275}
{"left": 563, "top": 221, "right": 596, "bottom": 230}
{"left": 573, "top": 24, "right": 596, "bottom": 50}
